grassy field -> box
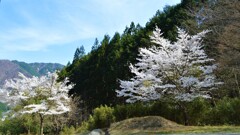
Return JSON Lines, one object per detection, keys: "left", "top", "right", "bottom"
{"left": 108, "top": 116, "right": 240, "bottom": 135}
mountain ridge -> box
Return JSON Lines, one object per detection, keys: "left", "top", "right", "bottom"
{"left": 0, "top": 59, "right": 64, "bottom": 86}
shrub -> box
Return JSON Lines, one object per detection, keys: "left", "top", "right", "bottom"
{"left": 205, "top": 98, "right": 240, "bottom": 125}
{"left": 186, "top": 98, "right": 211, "bottom": 125}
{"left": 60, "top": 126, "right": 75, "bottom": 135}
{"left": 0, "top": 117, "right": 26, "bottom": 135}
{"left": 114, "top": 102, "right": 151, "bottom": 121}
{"left": 149, "top": 101, "right": 174, "bottom": 119}
{"left": 89, "top": 105, "right": 115, "bottom": 129}
{"left": 76, "top": 121, "right": 90, "bottom": 133}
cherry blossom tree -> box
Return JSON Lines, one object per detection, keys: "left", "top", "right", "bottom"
{"left": 116, "top": 27, "right": 222, "bottom": 125}
{"left": 0, "top": 72, "right": 74, "bottom": 135}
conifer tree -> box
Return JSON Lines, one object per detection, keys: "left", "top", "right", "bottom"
{"left": 73, "top": 45, "right": 85, "bottom": 61}
{"left": 92, "top": 38, "right": 99, "bottom": 51}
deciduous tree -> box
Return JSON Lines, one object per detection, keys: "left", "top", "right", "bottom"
{"left": 0, "top": 72, "right": 73, "bottom": 135}
{"left": 116, "top": 27, "right": 222, "bottom": 125}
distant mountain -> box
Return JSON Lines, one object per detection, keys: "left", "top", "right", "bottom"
{"left": 0, "top": 60, "right": 64, "bottom": 86}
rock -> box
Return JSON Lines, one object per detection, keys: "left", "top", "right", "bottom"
{"left": 88, "top": 129, "right": 105, "bottom": 135}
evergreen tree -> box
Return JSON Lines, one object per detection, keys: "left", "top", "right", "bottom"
{"left": 73, "top": 45, "right": 85, "bottom": 61}
{"left": 59, "top": 0, "right": 197, "bottom": 110}
{"left": 91, "top": 38, "right": 99, "bottom": 51}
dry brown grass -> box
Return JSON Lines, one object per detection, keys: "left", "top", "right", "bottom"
{"left": 109, "top": 116, "right": 183, "bottom": 135}
{"left": 109, "top": 116, "right": 240, "bottom": 135}
{"left": 110, "top": 116, "right": 182, "bottom": 131}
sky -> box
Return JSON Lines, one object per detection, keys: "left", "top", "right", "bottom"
{"left": 0, "top": 0, "right": 181, "bottom": 65}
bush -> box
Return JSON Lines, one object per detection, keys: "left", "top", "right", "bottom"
{"left": 89, "top": 105, "right": 115, "bottom": 129}
{"left": 205, "top": 98, "right": 240, "bottom": 125}
{"left": 149, "top": 101, "right": 175, "bottom": 120}
{"left": 114, "top": 102, "right": 150, "bottom": 121}
{"left": 186, "top": 98, "right": 211, "bottom": 125}
{"left": 76, "top": 121, "right": 90, "bottom": 133}
{"left": 60, "top": 126, "right": 75, "bottom": 135}
{"left": 77, "top": 97, "right": 240, "bottom": 131}
{"left": 113, "top": 99, "right": 212, "bottom": 126}
{"left": 0, "top": 117, "right": 26, "bottom": 135}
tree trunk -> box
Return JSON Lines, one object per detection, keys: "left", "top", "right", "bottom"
{"left": 28, "top": 126, "right": 31, "bottom": 135}
{"left": 28, "top": 128, "right": 31, "bottom": 135}
{"left": 183, "top": 108, "right": 189, "bottom": 126}
{"left": 39, "top": 114, "right": 44, "bottom": 135}
{"left": 234, "top": 72, "right": 240, "bottom": 96}
{"left": 178, "top": 102, "right": 189, "bottom": 126}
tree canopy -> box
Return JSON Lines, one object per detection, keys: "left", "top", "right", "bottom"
{"left": 0, "top": 72, "right": 73, "bottom": 135}
{"left": 117, "top": 27, "right": 222, "bottom": 103}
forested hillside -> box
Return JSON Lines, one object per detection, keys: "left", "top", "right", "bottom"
{"left": 59, "top": 0, "right": 239, "bottom": 109}
{"left": 59, "top": 0, "right": 193, "bottom": 109}
{"left": 57, "top": 0, "right": 240, "bottom": 127}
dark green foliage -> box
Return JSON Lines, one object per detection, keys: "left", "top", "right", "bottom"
{"left": 91, "top": 38, "right": 100, "bottom": 51}
{"left": 113, "top": 99, "right": 211, "bottom": 126}
{"left": 113, "top": 98, "right": 240, "bottom": 126}
{"left": 149, "top": 101, "right": 179, "bottom": 122}
{"left": 114, "top": 103, "right": 151, "bottom": 122}
{"left": 185, "top": 98, "right": 211, "bottom": 125}
{"left": 58, "top": 2, "right": 194, "bottom": 109}
{"left": 146, "top": 1, "right": 192, "bottom": 42}
{"left": 56, "top": 0, "right": 240, "bottom": 128}
{"left": 205, "top": 98, "right": 240, "bottom": 125}
{"left": 73, "top": 45, "right": 85, "bottom": 61}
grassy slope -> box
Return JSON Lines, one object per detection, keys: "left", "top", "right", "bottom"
{"left": 109, "top": 116, "right": 240, "bottom": 135}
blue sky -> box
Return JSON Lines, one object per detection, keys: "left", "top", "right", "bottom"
{"left": 0, "top": 0, "right": 181, "bottom": 65}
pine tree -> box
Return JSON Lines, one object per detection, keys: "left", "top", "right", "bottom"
{"left": 73, "top": 45, "right": 85, "bottom": 61}
{"left": 91, "top": 38, "right": 99, "bottom": 51}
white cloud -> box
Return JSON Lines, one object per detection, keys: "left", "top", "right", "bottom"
{"left": 0, "top": 1, "right": 102, "bottom": 52}
{"left": 0, "top": 1, "right": 92, "bottom": 51}
{"left": 0, "top": 0, "right": 181, "bottom": 58}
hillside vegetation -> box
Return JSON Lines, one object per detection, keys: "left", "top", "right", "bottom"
{"left": 59, "top": 0, "right": 240, "bottom": 110}
{"left": 58, "top": 0, "right": 240, "bottom": 127}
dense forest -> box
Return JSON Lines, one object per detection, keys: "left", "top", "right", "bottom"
{"left": 0, "top": 0, "right": 239, "bottom": 134}
{"left": 59, "top": 0, "right": 239, "bottom": 111}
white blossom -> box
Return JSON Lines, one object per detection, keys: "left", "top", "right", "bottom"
{"left": 116, "top": 27, "right": 222, "bottom": 103}
{"left": 0, "top": 72, "right": 74, "bottom": 116}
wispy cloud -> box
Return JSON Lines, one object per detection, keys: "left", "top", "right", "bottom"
{"left": 0, "top": 0, "right": 103, "bottom": 52}
{"left": 0, "top": 0, "right": 181, "bottom": 63}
